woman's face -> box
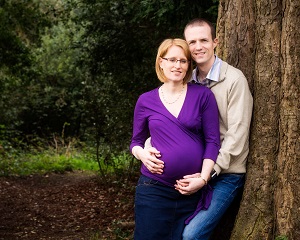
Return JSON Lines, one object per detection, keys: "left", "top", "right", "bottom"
{"left": 159, "top": 45, "right": 189, "bottom": 83}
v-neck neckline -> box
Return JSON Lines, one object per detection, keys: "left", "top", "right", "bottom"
{"left": 157, "top": 84, "right": 188, "bottom": 119}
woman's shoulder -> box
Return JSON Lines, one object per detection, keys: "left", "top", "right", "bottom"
{"left": 140, "top": 87, "right": 158, "bottom": 98}
{"left": 187, "top": 83, "right": 216, "bottom": 105}
{"left": 137, "top": 87, "right": 159, "bottom": 104}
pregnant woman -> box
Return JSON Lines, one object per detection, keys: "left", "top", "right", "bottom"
{"left": 130, "top": 38, "right": 220, "bottom": 240}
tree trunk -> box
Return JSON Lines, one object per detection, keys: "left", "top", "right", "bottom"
{"left": 215, "top": 0, "right": 300, "bottom": 239}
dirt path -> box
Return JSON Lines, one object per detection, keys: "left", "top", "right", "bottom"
{"left": 0, "top": 171, "right": 135, "bottom": 240}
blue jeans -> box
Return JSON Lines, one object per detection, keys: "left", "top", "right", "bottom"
{"left": 134, "top": 175, "right": 201, "bottom": 240}
{"left": 182, "top": 173, "right": 245, "bottom": 240}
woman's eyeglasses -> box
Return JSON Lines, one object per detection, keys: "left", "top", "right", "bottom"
{"left": 162, "top": 58, "right": 189, "bottom": 65}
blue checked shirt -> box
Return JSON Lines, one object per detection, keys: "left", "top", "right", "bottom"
{"left": 191, "top": 55, "right": 222, "bottom": 87}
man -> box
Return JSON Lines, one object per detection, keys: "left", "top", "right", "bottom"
{"left": 137, "top": 18, "right": 253, "bottom": 239}
{"left": 180, "top": 18, "right": 253, "bottom": 239}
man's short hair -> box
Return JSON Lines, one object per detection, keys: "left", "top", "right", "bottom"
{"left": 184, "top": 18, "right": 216, "bottom": 40}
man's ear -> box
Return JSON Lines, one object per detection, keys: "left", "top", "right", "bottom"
{"left": 213, "top": 38, "right": 219, "bottom": 49}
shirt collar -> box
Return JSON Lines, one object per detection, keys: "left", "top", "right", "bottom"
{"left": 191, "top": 55, "right": 222, "bottom": 84}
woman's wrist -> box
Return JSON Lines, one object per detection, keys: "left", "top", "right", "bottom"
{"left": 198, "top": 175, "right": 208, "bottom": 185}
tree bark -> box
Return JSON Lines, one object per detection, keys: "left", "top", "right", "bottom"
{"left": 276, "top": 0, "right": 300, "bottom": 238}
{"left": 215, "top": 0, "right": 300, "bottom": 239}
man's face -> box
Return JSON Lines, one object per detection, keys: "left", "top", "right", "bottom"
{"left": 184, "top": 24, "right": 218, "bottom": 67}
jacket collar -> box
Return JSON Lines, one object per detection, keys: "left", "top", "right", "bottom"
{"left": 209, "top": 60, "right": 228, "bottom": 89}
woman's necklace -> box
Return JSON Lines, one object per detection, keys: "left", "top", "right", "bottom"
{"left": 160, "top": 84, "right": 185, "bottom": 104}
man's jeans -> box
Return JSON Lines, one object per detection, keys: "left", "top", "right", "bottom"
{"left": 182, "top": 173, "right": 245, "bottom": 240}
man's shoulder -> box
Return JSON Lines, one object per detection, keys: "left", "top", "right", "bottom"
{"left": 219, "top": 60, "right": 247, "bottom": 83}
{"left": 221, "top": 60, "right": 244, "bottom": 75}
{"left": 188, "top": 82, "right": 211, "bottom": 91}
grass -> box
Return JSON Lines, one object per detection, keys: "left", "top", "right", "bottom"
{"left": 275, "top": 236, "right": 288, "bottom": 240}
{"left": 0, "top": 128, "right": 137, "bottom": 177}
{"left": 0, "top": 151, "right": 98, "bottom": 176}
{"left": 0, "top": 145, "right": 137, "bottom": 178}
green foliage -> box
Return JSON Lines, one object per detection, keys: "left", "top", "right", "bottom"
{"left": 79, "top": 0, "right": 219, "bottom": 156}
{"left": 0, "top": 139, "right": 139, "bottom": 178}
{"left": 0, "top": 0, "right": 47, "bottom": 70}
{"left": 0, "top": 151, "right": 82, "bottom": 176}
{"left": 0, "top": 125, "right": 25, "bottom": 155}
{"left": 275, "top": 236, "right": 288, "bottom": 240}
{"left": 34, "top": 21, "right": 87, "bottom": 79}
{"left": 0, "top": 0, "right": 219, "bottom": 177}
{"left": 0, "top": 0, "right": 50, "bottom": 132}
{"left": 24, "top": 14, "right": 89, "bottom": 136}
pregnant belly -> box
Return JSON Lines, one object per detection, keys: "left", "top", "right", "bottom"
{"left": 142, "top": 136, "right": 204, "bottom": 186}
{"left": 163, "top": 148, "right": 202, "bottom": 177}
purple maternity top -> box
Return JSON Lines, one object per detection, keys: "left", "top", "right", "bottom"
{"left": 130, "top": 83, "right": 220, "bottom": 187}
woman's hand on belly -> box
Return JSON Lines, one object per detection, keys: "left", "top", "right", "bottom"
{"left": 174, "top": 173, "right": 206, "bottom": 195}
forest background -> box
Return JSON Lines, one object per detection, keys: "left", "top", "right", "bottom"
{"left": 1, "top": 0, "right": 300, "bottom": 240}
{"left": 0, "top": 1, "right": 219, "bottom": 239}
{"left": 0, "top": 0, "right": 218, "bottom": 177}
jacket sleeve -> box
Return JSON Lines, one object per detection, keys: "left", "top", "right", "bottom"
{"left": 214, "top": 74, "right": 253, "bottom": 174}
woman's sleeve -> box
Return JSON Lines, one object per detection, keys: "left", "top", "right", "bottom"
{"left": 201, "top": 91, "right": 221, "bottom": 161}
{"left": 129, "top": 96, "right": 149, "bottom": 152}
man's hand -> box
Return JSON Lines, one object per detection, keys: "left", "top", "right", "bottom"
{"left": 133, "top": 146, "right": 164, "bottom": 174}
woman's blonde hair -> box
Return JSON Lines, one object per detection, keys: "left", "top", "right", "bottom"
{"left": 155, "top": 38, "right": 193, "bottom": 84}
